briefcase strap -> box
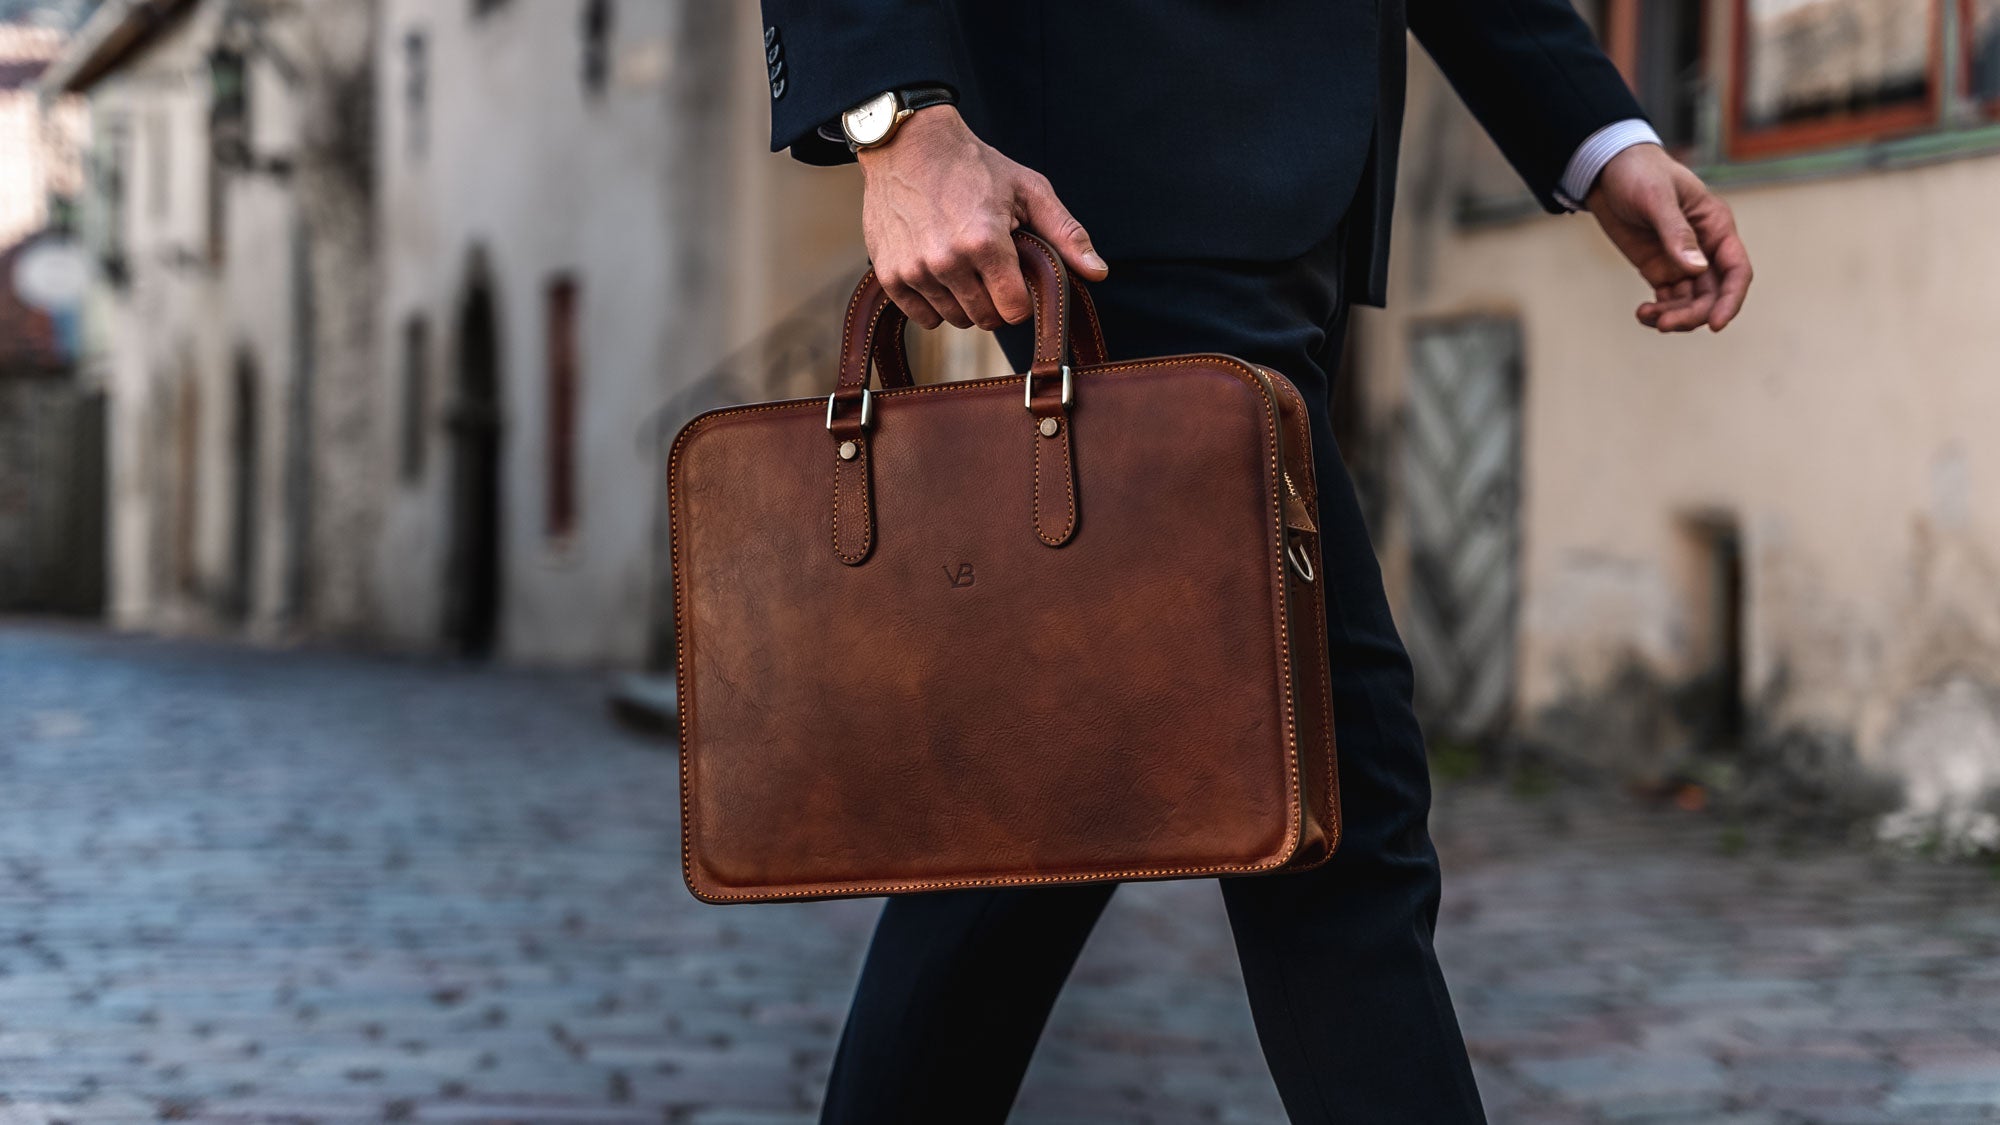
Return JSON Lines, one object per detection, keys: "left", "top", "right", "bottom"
{"left": 824, "top": 231, "right": 1094, "bottom": 564}
{"left": 838, "top": 231, "right": 1109, "bottom": 396}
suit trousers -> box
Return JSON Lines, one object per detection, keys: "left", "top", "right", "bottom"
{"left": 818, "top": 226, "right": 1488, "bottom": 1124}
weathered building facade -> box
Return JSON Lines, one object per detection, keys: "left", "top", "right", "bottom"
{"left": 0, "top": 23, "right": 83, "bottom": 246}
{"left": 51, "top": 0, "right": 1004, "bottom": 665}
{"left": 1, "top": 19, "right": 100, "bottom": 614}
{"left": 370, "top": 0, "right": 1001, "bottom": 666}
{"left": 1360, "top": 0, "right": 2000, "bottom": 833}
{"left": 48, "top": 0, "right": 378, "bottom": 638}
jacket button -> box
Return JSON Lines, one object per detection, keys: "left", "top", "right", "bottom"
{"left": 765, "top": 27, "right": 785, "bottom": 99}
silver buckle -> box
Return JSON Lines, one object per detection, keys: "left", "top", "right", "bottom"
{"left": 825, "top": 387, "right": 873, "bottom": 431}
{"left": 1024, "top": 365, "right": 1073, "bottom": 411}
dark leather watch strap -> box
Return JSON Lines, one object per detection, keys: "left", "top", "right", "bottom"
{"left": 898, "top": 85, "right": 956, "bottom": 113}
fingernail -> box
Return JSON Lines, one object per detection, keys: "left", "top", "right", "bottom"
{"left": 1082, "top": 251, "right": 1107, "bottom": 273}
{"left": 1686, "top": 250, "right": 1708, "bottom": 268}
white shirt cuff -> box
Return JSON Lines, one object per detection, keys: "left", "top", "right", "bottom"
{"left": 1554, "top": 119, "right": 1663, "bottom": 211}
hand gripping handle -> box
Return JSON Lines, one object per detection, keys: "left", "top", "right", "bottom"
{"left": 823, "top": 232, "right": 1096, "bottom": 564}
{"left": 830, "top": 230, "right": 1107, "bottom": 404}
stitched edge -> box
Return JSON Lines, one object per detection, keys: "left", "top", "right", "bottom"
{"left": 1282, "top": 374, "right": 1338, "bottom": 846}
{"left": 687, "top": 859, "right": 1303, "bottom": 905}
{"left": 837, "top": 269, "right": 873, "bottom": 391}
{"left": 868, "top": 274, "right": 913, "bottom": 389}
{"left": 1016, "top": 235, "right": 1067, "bottom": 370}
{"left": 852, "top": 291, "right": 893, "bottom": 394}
{"left": 831, "top": 299, "right": 893, "bottom": 563}
{"left": 1021, "top": 232, "right": 1079, "bottom": 547}
{"left": 1259, "top": 366, "right": 1320, "bottom": 506}
{"left": 1256, "top": 366, "right": 1336, "bottom": 840}
{"left": 667, "top": 355, "right": 1301, "bottom": 900}
{"left": 1074, "top": 285, "right": 1108, "bottom": 364}
{"left": 1258, "top": 364, "right": 1340, "bottom": 851}
{"left": 830, "top": 439, "right": 872, "bottom": 566}
{"left": 1032, "top": 419, "right": 1076, "bottom": 547}
{"left": 849, "top": 442, "right": 871, "bottom": 563}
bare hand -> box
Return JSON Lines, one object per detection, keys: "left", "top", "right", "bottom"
{"left": 1586, "top": 144, "right": 1753, "bottom": 333}
{"left": 857, "top": 106, "right": 1108, "bottom": 331}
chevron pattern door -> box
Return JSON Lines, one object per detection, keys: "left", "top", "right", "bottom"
{"left": 1401, "top": 318, "right": 1523, "bottom": 743}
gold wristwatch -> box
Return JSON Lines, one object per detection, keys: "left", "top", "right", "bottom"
{"left": 837, "top": 85, "right": 957, "bottom": 152}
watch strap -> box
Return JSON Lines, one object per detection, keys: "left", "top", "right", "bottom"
{"left": 898, "top": 85, "right": 956, "bottom": 113}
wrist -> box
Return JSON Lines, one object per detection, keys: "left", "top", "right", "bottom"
{"left": 1584, "top": 141, "right": 1669, "bottom": 208}
{"left": 1561, "top": 119, "right": 1665, "bottom": 210}
{"left": 856, "top": 105, "right": 967, "bottom": 173}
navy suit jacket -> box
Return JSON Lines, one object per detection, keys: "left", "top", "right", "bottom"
{"left": 759, "top": 1, "right": 1644, "bottom": 306}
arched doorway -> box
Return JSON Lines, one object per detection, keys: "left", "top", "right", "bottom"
{"left": 226, "top": 352, "right": 259, "bottom": 623}
{"left": 443, "top": 254, "right": 504, "bottom": 657}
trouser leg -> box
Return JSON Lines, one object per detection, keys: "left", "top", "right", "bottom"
{"left": 1217, "top": 311, "right": 1485, "bottom": 1120}
{"left": 1045, "top": 237, "right": 1486, "bottom": 1122}
{"left": 818, "top": 882, "right": 1116, "bottom": 1124}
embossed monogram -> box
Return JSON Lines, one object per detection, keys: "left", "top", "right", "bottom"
{"left": 944, "top": 563, "right": 976, "bottom": 588}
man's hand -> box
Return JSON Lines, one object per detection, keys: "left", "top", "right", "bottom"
{"left": 857, "top": 106, "right": 1108, "bottom": 331}
{"left": 1586, "top": 144, "right": 1752, "bottom": 333}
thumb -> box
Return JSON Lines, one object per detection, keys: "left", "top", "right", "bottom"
{"left": 1649, "top": 192, "right": 1708, "bottom": 276}
{"left": 1019, "top": 175, "right": 1108, "bottom": 280}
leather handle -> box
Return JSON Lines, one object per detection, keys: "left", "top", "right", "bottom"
{"left": 870, "top": 279, "right": 1110, "bottom": 391}
{"left": 866, "top": 278, "right": 1109, "bottom": 390}
{"left": 834, "top": 230, "right": 1102, "bottom": 396}
{"left": 825, "top": 230, "right": 1094, "bottom": 564}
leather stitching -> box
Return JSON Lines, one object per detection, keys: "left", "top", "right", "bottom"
{"left": 1074, "top": 287, "right": 1108, "bottom": 364}
{"left": 1018, "top": 235, "right": 1066, "bottom": 370}
{"left": 838, "top": 268, "right": 873, "bottom": 390}
{"left": 832, "top": 300, "right": 892, "bottom": 563}
{"left": 854, "top": 292, "right": 892, "bottom": 394}
{"left": 667, "top": 355, "right": 1304, "bottom": 900}
{"left": 1032, "top": 421, "right": 1076, "bottom": 546}
{"left": 831, "top": 440, "right": 871, "bottom": 565}
{"left": 1258, "top": 364, "right": 1338, "bottom": 850}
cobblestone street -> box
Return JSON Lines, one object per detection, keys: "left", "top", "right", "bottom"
{"left": 0, "top": 622, "right": 1996, "bottom": 1124}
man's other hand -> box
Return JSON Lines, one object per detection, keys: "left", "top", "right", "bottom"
{"left": 857, "top": 106, "right": 1108, "bottom": 331}
{"left": 1586, "top": 145, "right": 1752, "bottom": 333}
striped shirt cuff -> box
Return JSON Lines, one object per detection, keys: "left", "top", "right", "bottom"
{"left": 1554, "top": 119, "right": 1664, "bottom": 211}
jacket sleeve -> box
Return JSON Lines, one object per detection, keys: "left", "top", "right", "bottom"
{"left": 759, "top": 0, "right": 964, "bottom": 167}
{"left": 1408, "top": 0, "right": 1648, "bottom": 211}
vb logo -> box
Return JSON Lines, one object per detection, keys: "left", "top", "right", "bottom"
{"left": 944, "top": 563, "right": 976, "bottom": 588}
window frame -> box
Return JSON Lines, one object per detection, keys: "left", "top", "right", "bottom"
{"left": 1603, "top": 0, "right": 1713, "bottom": 154}
{"left": 543, "top": 276, "right": 582, "bottom": 544}
{"left": 1962, "top": 0, "right": 2000, "bottom": 116}
{"left": 581, "top": 0, "right": 613, "bottom": 97}
{"left": 1725, "top": 0, "right": 1946, "bottom": 159}
{"left": 403, "top": 30, "right": 429, "bottom": 159}
{"left": 399, "top": 315, "right": 431, "bottom": 485}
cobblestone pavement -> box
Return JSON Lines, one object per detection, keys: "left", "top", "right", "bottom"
{"left": 1, "top": 622, "right": 1997, "bottom": 1124}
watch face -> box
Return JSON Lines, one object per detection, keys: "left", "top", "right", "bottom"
{"left": 843, "top": 91, "right": 899, "bottom": 146}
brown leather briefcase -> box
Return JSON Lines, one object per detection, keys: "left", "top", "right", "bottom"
{"left": 668, "top": 231, "right": 1338, "bottom": 903}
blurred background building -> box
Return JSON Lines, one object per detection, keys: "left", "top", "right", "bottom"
{"left": 42, "top": 0, "right": 1010, "bottom": 666}
{"left": 0, "top": 13, "right": 99, "bottom": 617}
{"left": 13, "top": 0, "right": 1998, "bottom": 835}
{"left": 45, "top": 0, "right": 377, "bottom": 641}
{"left": 1363, "top": 0, "right": 2000, "bottom": 837}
